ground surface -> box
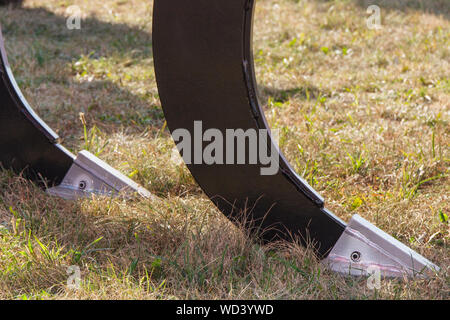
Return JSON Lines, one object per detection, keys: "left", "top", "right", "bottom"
{"left": 0, "top": 0, "right": 448, "bottom": 299}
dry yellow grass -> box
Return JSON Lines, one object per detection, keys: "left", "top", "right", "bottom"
{"left": 0, "top": 0, "right": 448, "bottom": 299}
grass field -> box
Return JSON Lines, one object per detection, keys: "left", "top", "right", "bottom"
{"left": 0, "top": 0, "right": 448, "bottom": 299}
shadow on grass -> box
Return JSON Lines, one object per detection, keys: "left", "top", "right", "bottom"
{"left": 0, "top": 5, "right": 163, "bottom": 149}
{"left": 318, "top": 0, "right": 449, "bottom": 20}
{"left": 0, "top": 5, "right": 153, "bottom": 53}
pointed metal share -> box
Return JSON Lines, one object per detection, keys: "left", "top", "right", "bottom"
{"left": 47, "top": 150, "right": 153, "bottom": 200}
{"left": 323, "top": 214, "right": 440, "bottom": 278}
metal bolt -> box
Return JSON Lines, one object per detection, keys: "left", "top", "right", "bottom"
{"left": 351, "top": 251, "right": 361, "bottom": 262}
{"left": 78, "top": 180, "right": 87, "bottom": 190}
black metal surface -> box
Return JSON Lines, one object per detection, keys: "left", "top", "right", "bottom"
{"left": 0, "top": 28, "right": 74, "bottom": 185}
{"left": 153, "top": 0, "right": 346, "bottom": 257}
{"left": 0, "top": 0, "right": 22, "bottom": 6}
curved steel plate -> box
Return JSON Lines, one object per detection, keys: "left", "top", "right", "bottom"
{"left": 153, "top": 0, "right": 345, "bottom": 257}
{"left": 0, "top": 27, "right": 74, "bottom": 185}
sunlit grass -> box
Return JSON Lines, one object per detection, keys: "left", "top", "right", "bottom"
{"left": 0, "top": 0, "right": 448, "bottom": 299}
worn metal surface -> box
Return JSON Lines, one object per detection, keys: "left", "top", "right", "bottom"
{"left": 323, "top": 215, "right": 440, "bottom": 277}
{"left": 47, "top": 150, "right": 153, "bottom": 200}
